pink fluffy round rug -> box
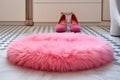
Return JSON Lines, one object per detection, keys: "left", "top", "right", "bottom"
{"left": 7, "top": 33, "right": 113, "bottom": 72}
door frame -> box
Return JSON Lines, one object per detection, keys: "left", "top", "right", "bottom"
{"left": 26, "top": 0, "right": 33, "bottom": 26}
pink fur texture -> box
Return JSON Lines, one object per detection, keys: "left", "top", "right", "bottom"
{"left": 7, "top": 33, "right": 113, "bottom": 72}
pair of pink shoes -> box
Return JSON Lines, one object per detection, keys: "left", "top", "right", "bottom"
{"left": 55, "top": 13, "right": 81, "bottom": 32}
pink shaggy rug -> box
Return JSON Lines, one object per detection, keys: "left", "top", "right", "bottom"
{"left": 7, "top": 33, "right": 113, "bottom": 72}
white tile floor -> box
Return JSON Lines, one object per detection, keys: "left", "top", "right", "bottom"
{"left": 0, "top": 24, "right": 120, "bottom": 80}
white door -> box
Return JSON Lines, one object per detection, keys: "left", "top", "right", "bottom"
{"left": 0, "top": 0, "right": 25, "bottom": 21}
{"left": 33, "top": 0, "right": 102, "bottom": 22}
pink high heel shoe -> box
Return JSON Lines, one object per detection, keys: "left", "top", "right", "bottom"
{"left": 55, "top": 13, "right": 67, "bottom": 32}
{"left": 70, "top": 13, "right": 81, "bottom": 32}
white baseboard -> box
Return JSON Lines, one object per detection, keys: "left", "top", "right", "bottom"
{"left": 80, "top": 22, "right": 110, "bottom": 25}
{"left": 34, "top": 22, "right": 110, "bottom": 26}
{"left": 0, "top": 21, "right": 25, "bottom": 25}
{"left": 0, "top": 21, "right": 110, "bottom": 26}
